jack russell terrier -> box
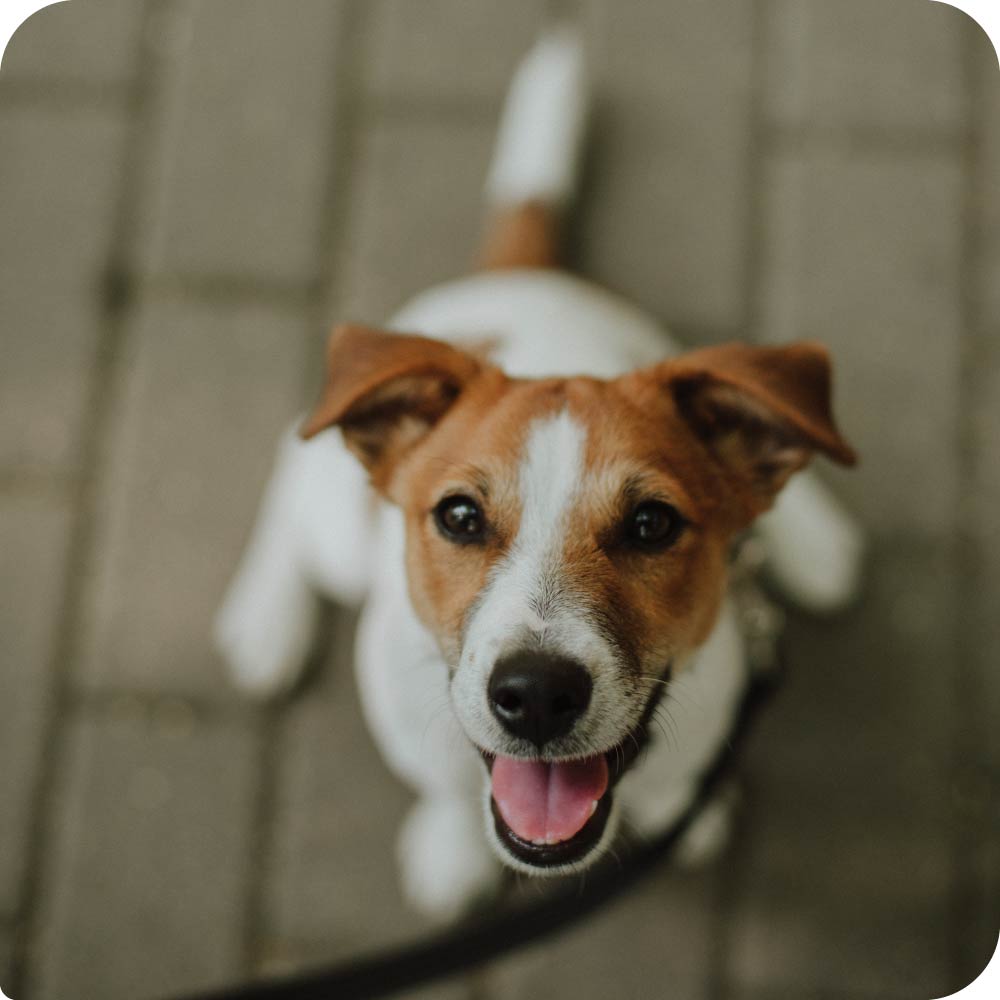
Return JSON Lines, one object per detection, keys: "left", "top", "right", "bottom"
{"left": 215, "top": 29, "right": 863, "bottom": 920}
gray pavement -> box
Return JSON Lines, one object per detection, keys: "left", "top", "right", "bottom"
{"left": 1, "top": 2, "right": 997, "bottom": 998}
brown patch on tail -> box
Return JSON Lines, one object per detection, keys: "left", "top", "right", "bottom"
{"left": 479, "top": 201, "right": 562, "bottom": 271}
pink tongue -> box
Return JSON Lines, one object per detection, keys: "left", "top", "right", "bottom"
{"left": 491, "top": 755, "right": 609, "bottom": 844}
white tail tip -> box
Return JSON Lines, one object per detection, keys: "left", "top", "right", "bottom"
{"left": 485, "top": 26, "right": 588, "bottom": 209}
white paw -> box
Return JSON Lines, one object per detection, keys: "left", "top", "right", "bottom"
{"left": 397, "top": 797, "right": 502, "bottom": 922}
{"left": 757, "top": 471, "right": 865, "bottom": 614}
{"left": 213, "top": 567, "right": 318, "bottom": 699}
{"left": 674, "top": 794, "right": 735, "bottom": 869}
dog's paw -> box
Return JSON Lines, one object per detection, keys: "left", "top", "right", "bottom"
{"left": 757, "top": 471, "right": 865, "bottom": 614}
{"left": 625, "top": 781, "right": 737, "bottom": 869}
{"left": 674, "top": 793, "right": 736, "bottom": 869}
{"left": 397, "top": 797, "right": 502, "bottom": 922}
{"left": 213, "top": 570, "right": 318, "bottom": 699}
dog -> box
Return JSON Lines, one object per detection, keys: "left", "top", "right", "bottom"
{"left": 215, "top": 29, "right": 863, "bottom": 920}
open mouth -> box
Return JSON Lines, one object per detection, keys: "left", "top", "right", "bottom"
{"left": 479, "top": 722, "right": 650, "bottom": 870}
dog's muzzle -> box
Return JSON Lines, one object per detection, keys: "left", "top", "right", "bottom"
{"left": 479, "top": 677, "right": 665, "bottom": 871}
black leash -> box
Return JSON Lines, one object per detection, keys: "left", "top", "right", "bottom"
{"left": 169, "top": 670, "right": 779, "bottom": 1000}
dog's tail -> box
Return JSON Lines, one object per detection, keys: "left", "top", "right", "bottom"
{"left": 479, "top": 26, "right": 588, "bottom": 271}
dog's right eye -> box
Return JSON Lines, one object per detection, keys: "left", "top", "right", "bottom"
{"left": 434, "top": 495, "right": 486, "bottom": 544}
{"left": 624, "top": 500, "right": 686, "bottom": 550}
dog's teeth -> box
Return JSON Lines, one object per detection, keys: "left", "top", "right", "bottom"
{"left": 531, "top": 837, "right": 547, "bottom": 846}
{"left": 589, "top": 799, "right": 599, "bottom": 817}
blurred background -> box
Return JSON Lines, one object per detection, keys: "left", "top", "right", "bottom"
{"left": 1, "top": 1, "right": 998, "bottom": 998}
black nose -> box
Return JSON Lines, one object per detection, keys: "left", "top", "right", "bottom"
{"left": 488, "top": 651, "right": 592, "bottom": 748}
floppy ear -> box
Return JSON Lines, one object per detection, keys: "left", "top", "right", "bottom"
{"left": 301, "top": 324, "right": 485, "bottom": 488}
{"left": 656, "top": 341, "right": 856, "bottom": 516}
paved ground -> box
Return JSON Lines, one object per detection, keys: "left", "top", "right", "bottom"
{"left": 1, "top": 1, "right": 998, "bottom": 998}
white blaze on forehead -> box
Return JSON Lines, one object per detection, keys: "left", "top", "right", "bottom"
{"left": 462, "top": 409, "right": 586, "bottom": 647}
{"left": 514, "top": 408, "right": 587, "bottom": 594}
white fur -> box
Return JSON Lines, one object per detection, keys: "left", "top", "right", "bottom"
{"left": 391, "top": 270, "right": 677, "bottom": 377}
{"left": 216, "top": 30, "right": 865, "bottom": 917}
{"left": 215, "top": 424, "right": 372, "bottom": 697}
{"left": 618, "top": 600, "right": 745, "bottom": 838}
{"left": 485, "top": 26, "right": 588, "bottom": 207}
{"left": 756, "top": 470, "right": 865, "bottom": 613}
{"left": 397, "top": 795, "right": 502, "bottom": 920}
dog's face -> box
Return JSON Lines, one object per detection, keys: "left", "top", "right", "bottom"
{"left": 303, "top": 326, "right": 855, "bottom": 873}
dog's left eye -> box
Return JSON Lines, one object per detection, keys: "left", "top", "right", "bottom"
{"left": 625, "top": 501, "right": 686, "bottom": 549}
{"left": 434, "top": 495, "right": 486, "bottom": 544}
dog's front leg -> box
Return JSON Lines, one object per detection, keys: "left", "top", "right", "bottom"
{"left": 619, "top": 746, "right": 739, "bottom": 869}
{"left": 215, "top": 425, "right": 372, "bottom": 697}
{"left": 397, "top": 793, "right": 502, "bottom": 922}
{"left": 354, "top": 593, "right": 502, "bottom": 920}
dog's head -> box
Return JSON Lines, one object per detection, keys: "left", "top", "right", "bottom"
{"left": 303, "top": 325, "right": 855, "bottom": 873}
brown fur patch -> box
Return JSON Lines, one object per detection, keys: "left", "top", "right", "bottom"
{"left": 479, "top": 201, "right": 562, "bottom": 271}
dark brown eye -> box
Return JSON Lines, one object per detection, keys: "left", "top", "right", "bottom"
{"left": 625, "top": 501, "right": 686, "bottom": 549}
{"left": 434, "top": 495, "right": 486, "bottom": 544}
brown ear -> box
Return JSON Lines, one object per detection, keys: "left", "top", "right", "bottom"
{"left": 301, "top": 324, "right": 484, "bottom": 487}
{"left": 661, "top": 341, "right": 856, "bottom": 514}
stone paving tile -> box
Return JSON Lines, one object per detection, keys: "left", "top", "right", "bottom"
{"left": 723, "top": 989, "right": 909, "bottom": 1000}
{"left": 75, "top": 295, "right": 308, "bottom": 698}
{"left": 577, "top": 0, "right": 754, "bottom": 337}
{"left": 0, "top": 107, "right": 127, "bottom": 474}
{"left": 963, "top": 37, "right": 1000, "bottom": 980}
{"left": 398, "top": 982, "right": 473, "bottom": 1000}
{"left": 758, "top": 147, "right": 963, "bottom": 538}
{"left": 963, "top": 355, "right": 1000, "bottom": 986}
{"left": 0, "top": 493, "right": 72, "bottom": 918}
{"left": 975, "top": 26, "right": 1000, "bottom": 336}
{"left": 336, "top": 117, "right": 495, "bottom": 322}
{"left": 972, "top": 0, "right": 1000, "bottom": 721}
{"left": 484, "top": 864, "right": 719, "bottom": 1000}
{"left": 365, "top": 0, "right": 546, "bottom": 104}
{"left": 382, "top": 982, "right": 473, "bottom": 1000}
{"left": 727, "top": 898, "right": 952, "bottom": 1000}
{"left": 762, "top": 0, "right": 966, "bottom": 134}
{"left": 755, "top": 540, "right": 957, "bottom": 772}
{"left": 143, "top": 0, "right": 346, "bottom": 283}
{"left": 261, "top": 611, "right": 424, "bottom": 967}
{"left": 722, "top": 543, "right": 960, "bottom": 999}
{"left": 31, "top": 707, "right": 259, "bottom": 1000}
{"left": 963, "top": 837, "right": 1000, "bottom": 990}
{"left": 0, "top": 925, "right": 13, "bottom": 999}
{"left": 1, "top": 0, "right": 144, "bottom": 86}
